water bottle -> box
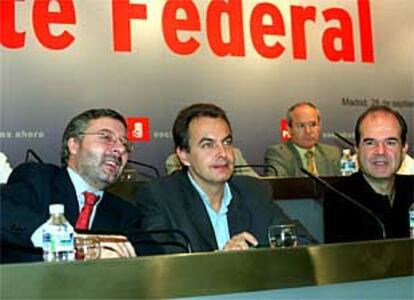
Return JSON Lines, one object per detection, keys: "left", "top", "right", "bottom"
{"left": 340, "top": 149, "right": 356, "bottom": 176}
{"left": 42, "top": 204, "right": 75, "bottom": 262}
{"left": 409, "top": 204, "right": 414, "bottom": 238}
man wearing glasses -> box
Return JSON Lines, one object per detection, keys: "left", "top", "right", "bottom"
{"left": 1, "top": 109, "right": 139, "bottom": 263}
{"left": 324, "top": 106, "right": 413, "bottom": 243}
{"left": 264, "top": 102, "right": 341, "bottom": 177}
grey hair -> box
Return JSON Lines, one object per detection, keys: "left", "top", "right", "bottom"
{"left": 60, "top": 108, "right": 126, "bottom": 166}
{"left": 286, "top": 102, "right": 320, "bottom": 126}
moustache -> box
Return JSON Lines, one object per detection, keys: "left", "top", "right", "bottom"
{"left": 103, "top": 154, "right": 122, "bottom": 166}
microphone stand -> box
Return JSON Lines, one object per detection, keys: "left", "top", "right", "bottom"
{"left": 300, "top": 167, "right": 386, "bottom": 240}
{"left": 127, "top": 159, "right": 160, "bottom": 178}
{"left": 334, "top": 132, "right": 355, "bottom": 147}
{"left": 25, "top": 149, "right": 44, "bottom": 163}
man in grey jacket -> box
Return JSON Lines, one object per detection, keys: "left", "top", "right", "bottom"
{"left": 264, "top": 102, "right": 341, "bottom": 177}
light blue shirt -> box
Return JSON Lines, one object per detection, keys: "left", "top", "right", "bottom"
{"left": 30, "top": 167, "right": 103, "bottom": 247}
{"left": 187, "top": 172, "right": 232, "bottom": 250}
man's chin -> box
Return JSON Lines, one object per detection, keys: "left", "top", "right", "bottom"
{"left": 100, "top": 173, "right": 121, "bottom": 186}
{"left": 365, "top": 170, "right": 395, "bottom": 180}
{"left": 300, "top": 143, "right": 317, "bottom": 149}
{"left": 215, "top": 172, "right": 232, "bottom": 182}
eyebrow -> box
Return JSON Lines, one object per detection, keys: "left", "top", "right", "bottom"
{"left": 197, "top": 134, "right": 233, "bottom": 145}
{"left": 198, "top": 137, "right": 214, "bottom": 145}
{"left": 96, "top": 128, "right": 128, "bottom": 139}
{"left": 362, "top": 137, "right": 400, "bottom": 142}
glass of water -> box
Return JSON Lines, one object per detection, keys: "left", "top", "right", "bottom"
{"left": 75, "top": 236, "right": 101, "bottom": 260}
{"left": 268, "top": 224, "right": 297, "bottom": 248}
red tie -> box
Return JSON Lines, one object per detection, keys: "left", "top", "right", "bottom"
{"left": 75, "top": 192, "right": 100, "bottom": 230}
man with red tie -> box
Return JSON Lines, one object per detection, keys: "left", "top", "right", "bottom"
{"left": 1, "top": 109, "right": 139, "bottom": 263}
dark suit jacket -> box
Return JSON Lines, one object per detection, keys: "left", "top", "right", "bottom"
{"left": 264, "top": 141, "right": 341, "bottom": 177}
{"left": 1, "top": 163, "right": 140, "bottom": 263}
{"left": 134, "top": 170, "right": 314, "bottom": 254}
{"left": 324, "top": 172, "right": 414, "bottom": 243}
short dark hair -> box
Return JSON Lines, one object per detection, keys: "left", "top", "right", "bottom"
{"left": 287, "top": 102, "right": 320, "bottom": 126}
{"left": 61, "top": 108, "right": 127, "bottom": 166}
{"left": 354, "top": 105, "right": 407, "bottom": 146}
{"left": 172, "top": 103, "right": 231, "bottom": 152}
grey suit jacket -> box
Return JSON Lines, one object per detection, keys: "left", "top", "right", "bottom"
{"left": 264, "top": 141, "right": 341, "bottom": 177}
{"left": 134, "top": 171, "right": 316, "bottom": 254}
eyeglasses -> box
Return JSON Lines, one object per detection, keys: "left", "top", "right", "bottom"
{"left": 79, "top": 131, "right": 133, "bottom": 153}
{"left": 292, "top": 121, "right": 320, "bottom": 130}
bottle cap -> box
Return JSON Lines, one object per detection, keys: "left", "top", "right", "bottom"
{"left": 49, "top": 204, "right": 64, "bottom": 214}
{"left": 342, "top": 149, "right": 351, "bottom": 155}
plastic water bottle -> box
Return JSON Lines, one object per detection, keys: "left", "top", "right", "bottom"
{"left": 42, "top": 204, "right": 75, "bottom": 262}
{"left": 409, "top": 204, "right": 414, "bottom": 238}
{"left": 340, "top": 149, "right": 356, "bottom": 176}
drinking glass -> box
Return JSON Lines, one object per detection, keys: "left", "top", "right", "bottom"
{"left": 268, "top": 224, "right": 297, "bottom": 248}
{"left": 75, "top": 236, "right": 101, "bottom": 260}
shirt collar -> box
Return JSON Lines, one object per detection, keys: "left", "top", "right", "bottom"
{"left": 67, "top": 167, "right": 104, "bottom": 201}
{"left": 187, "top": 171, "right": 232, "bottom": 214}
{"left": 293, "top": 144, "right": 316, "bottom": 160}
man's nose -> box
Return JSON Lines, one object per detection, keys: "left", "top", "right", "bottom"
{"left": 216, "top": 143, "right": 227, "bottom": 157}
{"left": 111, "top": 140, "right": 128, "bottom": 155}
{"left": 375, "top": 142, "right": 386, "bottom": 154}
{"left": 304, "top": 125, "right": 312, "bottom": 134}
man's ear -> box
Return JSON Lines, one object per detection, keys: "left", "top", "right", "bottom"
{"left": 176, "top": 147, "right": 190, "bottom": 167}
{"left": 67, "top": 137, "right": 80, "bottom": 158}
{"left": 402, "top": 143, "right": 408, "bottom": 159}
{"left": 287, "top": 123, "right": 293, "bottom": 135}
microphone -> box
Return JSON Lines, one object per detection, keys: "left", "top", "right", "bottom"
{"left": 126, "top": 159, "right": 160, "bottom": 178}
{"left": 299, "top": 167, "right": 386, "bottom": 240}
{"left": 24, "top": 149, "right": 44, "bottom": 163}
{"left": 334, "top": 132, "right": 355, "bottom": 147}
{"left": 234, "top": 164, "right": 278, "bottom": 176}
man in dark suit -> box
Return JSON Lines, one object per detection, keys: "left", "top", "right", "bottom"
{"left": 264, "top": 102, "right": 341, "bottom": 177}
{"left": 135, "top": 103, "right": 315, "bottom": 254}
{"left": 1, "top": 109, "right": 139, "bottom": 263}
{"left": 324, "top": 106, "right": 413, "bottom": 243}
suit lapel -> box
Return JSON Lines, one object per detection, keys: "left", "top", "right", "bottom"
{"left": 314, "top": 145, "right": 327, "bottom": 175}
{"left": 227, "top": 181, "right": 250, "bottom": 237}
{"left": 51, "top": 169, "right": 121, "bottom": 232}
{"left": 179, "top": 174, "right": 218, "bottom": 250}
{"left": 51, "top": 168, "right": 80, "bottom": 227}
{"left": 287, "top": 141, "right": 304, "bottom": 176}
{"left": 91, "top": 194, "right": 118, "bottom": 231}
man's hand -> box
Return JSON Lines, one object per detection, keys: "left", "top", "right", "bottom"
{"left": 223, "top": 232, "right": 258, "bottom": 251}
{"left": 97, "top": 235, "right": 136, "bottom": 259}
{"left": 75, "top": 233, "right": 136, "bottom": 260}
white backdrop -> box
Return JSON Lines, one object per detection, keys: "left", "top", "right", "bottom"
{"left": 1, "top": 0, "right": 413, "bottom": 173}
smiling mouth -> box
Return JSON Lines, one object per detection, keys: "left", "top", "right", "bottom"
{"left": 103, "top": 156, "right": 122, "bottom": 173}
{"left": 212, "top": 162, "right": 234, "bottom": 172}
{"left": 371, "top": 160, "right": 389, "bottom": 167}
{"left": 212, "top": 163, "right": 228, "bottom": 168}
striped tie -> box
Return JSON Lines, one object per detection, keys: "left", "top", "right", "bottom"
{"left": 305, "top": 150, "right": 317, "bottom": 175}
